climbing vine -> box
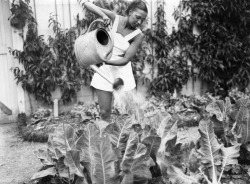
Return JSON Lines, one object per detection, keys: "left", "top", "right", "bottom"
{"left": 173, "top": 0, "right": 250, "bottom": 96}
{"left": 9, "top": 0, "right": 92, "bottom": 104}
{"left": 145, "top": 2, "right": 190, "bottom": 96}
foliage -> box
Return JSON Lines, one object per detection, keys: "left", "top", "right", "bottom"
{"left": 47, "top": 15, "right": 92, "bottom": 103}
{"left": 173, "top": 0, "right": 250, "bottom": 95}
{"left": 9, "top": 0, "right": 32, "bottom": 29}
{"left": 145, "top": 2, "right": 190, "bottom": 95}
{"left": 32, "top": 121, "right": 154, "bottom": 184}
{"left": 228, "top": 88, "right": 250, "bottom": 102}
{"left": 10, "top": 16, "right": 56, "bottom": 103}
{"left": 32, "top": 92, "right": 250, "bottom": 184}
{"left": 9, "top": 1, "right": 92, "bottom": 104}
{"left": 206, "top": 97, "right": 250, "bottom": 145}
{"left": 18, "top": 107, "right": 53, "bottom": 143}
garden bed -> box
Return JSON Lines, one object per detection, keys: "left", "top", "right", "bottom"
{"left": 15, "top": 91, "right": 250, "bottom": 184}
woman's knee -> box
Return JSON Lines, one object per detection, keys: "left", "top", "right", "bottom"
{"left": 99, "top": 109, "right": 111, "bottom": 121}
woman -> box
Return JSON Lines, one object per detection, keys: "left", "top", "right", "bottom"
{"left": 84, "top": 0, "right": 148, "bottom": 122}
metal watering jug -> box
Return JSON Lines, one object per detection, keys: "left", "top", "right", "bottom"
{"left": 74, "top": 19, "right": 113, "bottom": 67}
{"left": 74, "top": 19, "right": 124, "bottom": 90}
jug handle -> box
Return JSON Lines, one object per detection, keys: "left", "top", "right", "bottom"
{"left": 87, "top": 19, "right": 114, "bottom": 59}
{"left": 87, "top": 18, "right": 113, "bottom": 34}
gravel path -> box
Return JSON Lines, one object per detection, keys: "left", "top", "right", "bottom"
{"left": 0, "top": 123, "right": 46, "bottom": 184}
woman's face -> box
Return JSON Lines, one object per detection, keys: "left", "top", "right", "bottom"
{"left": 128, "top": 8, "right": 147, "bottom": 29}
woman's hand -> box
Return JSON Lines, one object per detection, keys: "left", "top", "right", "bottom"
{"left": 103, "top": 15, "right": 111, "bottom": 27}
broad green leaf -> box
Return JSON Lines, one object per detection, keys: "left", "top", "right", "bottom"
{"left": 218, "top": 144, "right": 240, "bottom": 183}
{"left": 158, "top": 120, "right": 178, "bottom": 153}
{"left": 187, "top": 147, "right": 201, "bottom": 173}
{"left": 221, "top": 144, "right": 240, "bottom": 166}
{"left": 76, "top": 124, "right": 100, "bottom": 183}
{"left": 167, "top": 165, "right": 200, "bottom": 184}
{"left": 224, "top": 97, "right": 232, "bottom": 116}
{"left": 121, "top": 133, "right": 153, "bottom": 183}
{"left": 31, "top": 167, "right": 56, "bottom": 181}
{"left": 120, "top": 171, "right": 133, "bottom": 184}
{"left": 231, "top": 121, "right": 243, "bottom": 146}
{"left": 121, "top": 132, "right": 139, "bottom": 172}
{"left": 156, "top": 113, "right": 172, "bottom": 137}
{"left": 104, "top": 118, "right": 133, "bottom": 151}
{"left": 156, "top": 152, "right": 168, "bottom": 183}
{"left": 55, "top": 148, "right": 64, "bottom": 158}
{"left": 50, "top": 124, "right": 77, "bottom": 154}
{"left": 236, "top": 97, "right": 250, "bottom": 108}
{"left": 240, "top": 114, "right": 250, "bottom": 145}
{"left": 198, "top": 119, "right": 222, "bottom": 165}
{"left": 57, "top": 157, "right": 69, "bottom": 178}
{"left": 156, "top": 120, "right": 178, "bottom": 181}
{"left": 35, "top": 149, "right": 54, "bottom": 166}
{"left": 75, "top": 177, "right": 88, "bottom": 184}
{"left": 206, "top": 100, "right": 224, "bottom": 121}
{"left": 64, "top": 150, "right": 84, "bottom": 178}
{"left": 131, "top": 149, "right": 153, "bottom": 183}
{"left": 234, "top": 106, "right": 250, "bottom": 146}
{"left": 156, "top": 141, "right": 198, "bottom": 182}
{"left": 142, "top": 134, "right": 161, "bottom": 159}
{"left": 95, "top": 120, "right": 110, "bottom": 136}
{"left": 93, "top": 135, "right": 118, "bottom": 184}
{"left": 144, "top": 110, "right": 164, "bottom": 130}
{"left": 46, "top": 146, "right": 60, "bottom": 160}
{"left": 198, "top": 119, "right": 223, "bottom": 183}
{"left": 134, "top": 143, "right": 148, "bottom": 159}
{"left": 236, "top": 106, "right": 249, "bottom": 124}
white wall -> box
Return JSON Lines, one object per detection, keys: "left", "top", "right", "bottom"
{"left": 0, "top": 0, "right": 22, "bottom": 123}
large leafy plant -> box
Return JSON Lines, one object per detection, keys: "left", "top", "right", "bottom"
{"left": 31, "top": 120, "right": 155, "bottom": 184}
{"left": 10, "top": 16, "right": 56, "bottom": 103}
{"left": 206, "top": 97, "right": 250, "bottom": 152}
{"left": 48, "top": 15, "right": 92, "bottom": 103}
{"left": 32, "top": 93, "right": 246, "bottom": 184}
{"left": 173, "top": 0, "right": 250, "bottom": 95}
{"left": 9, "top": 1, "right": 92, "bottom": 104}
{"left": 145, "top": 2, "right": 190, "bottom": 95}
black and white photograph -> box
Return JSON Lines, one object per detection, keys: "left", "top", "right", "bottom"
{"left": 0, "top": 0, "right": 250, "bottom": 183}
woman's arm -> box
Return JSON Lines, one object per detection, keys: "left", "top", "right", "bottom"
{"left": 106, "top": 33, "right": 145, "bottom": 66}
{"left": 84, "top": 2, "right": 116, "bottom": 23}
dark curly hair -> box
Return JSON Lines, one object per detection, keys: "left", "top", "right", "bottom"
{"left": 125, "top": 0, "right": 148, "bottom": 15}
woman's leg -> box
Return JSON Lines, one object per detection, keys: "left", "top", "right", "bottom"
{"left": 96, "top": 89, "right": 113, "bottom": 122}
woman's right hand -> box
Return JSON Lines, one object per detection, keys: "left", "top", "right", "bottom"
{"left": 103, "top": 15, "right": 111, "bottom": 27}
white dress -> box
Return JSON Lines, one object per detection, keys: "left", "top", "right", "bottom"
{"left": 91, "top": 15, "right": 142, "bottom": 92}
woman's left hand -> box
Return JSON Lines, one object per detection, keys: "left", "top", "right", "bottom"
{"left": 102, "top": 15, "right": 111, "bottom": 27}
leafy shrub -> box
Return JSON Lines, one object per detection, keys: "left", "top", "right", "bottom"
{"left": 31, "top": 93, "right": 250, "bottom": 184}
{"left": 9, "top": 2, "right": 92, "bottom": 104}
{"left": 173, "top": 0, "right": 250, "bottom": 95}
{"left": 144, "top": 3, "right": 190, "bottom": 95}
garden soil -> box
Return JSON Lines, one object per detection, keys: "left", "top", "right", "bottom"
{"left": 0, "top": 122, "right": 46, "bottom": 184}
